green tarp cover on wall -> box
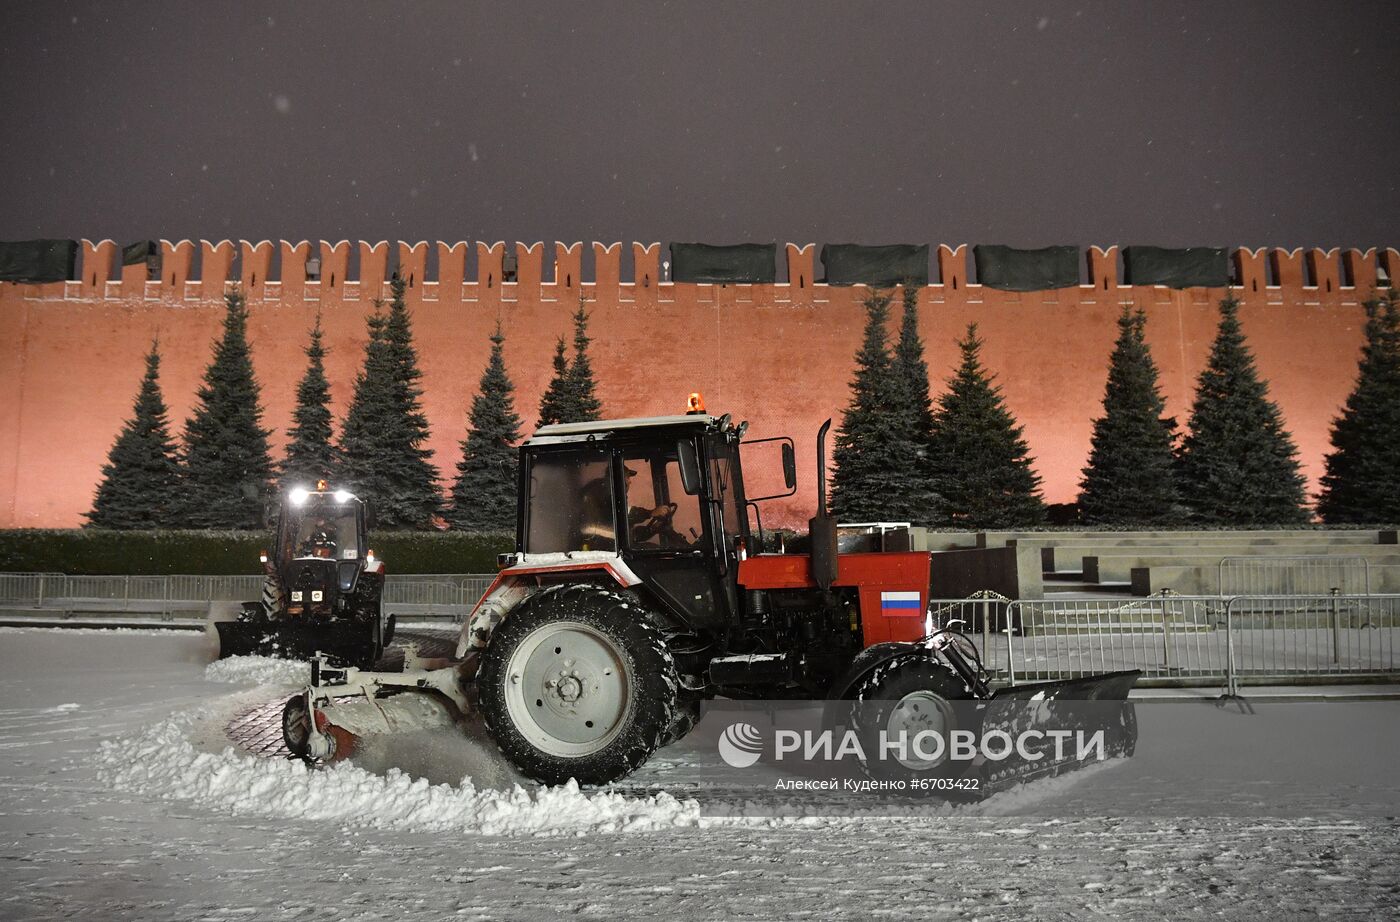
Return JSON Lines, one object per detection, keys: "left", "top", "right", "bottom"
{"left": 1123, "top": 246, "right": 1228, "bottom": 288}
{"left": 0, "top": 239, "right": 77, "bottom": 283}
{"left": 820, "top": 243, "right": 929, "bottom": 286}
{"left": 122, "top": 240, "right": 157, "bottom": 265}
{"left": 670, "top": 243, "right": 777, "bottom": 284}
{"left": 973, "top": 245, "right": 1080, "bottom": 291}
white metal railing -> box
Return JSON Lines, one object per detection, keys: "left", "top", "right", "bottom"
{"left": 934, "top": 592, "right": 1398, "bottom": 690}
{"left": 3, "top": 575, "right": 1397, "bottom": 688}
{"left": 1221, "top": 593, "right": 1399, "bottom": 695}
{"left": 1218, "top": 555, "right": 1371, "bottom": 596}
{"left": 0, "top": 572, "right": 495, "bottom": 622}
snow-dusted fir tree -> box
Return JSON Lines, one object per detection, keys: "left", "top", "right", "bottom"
{"left": 1316, "top": 288, "right": 1400, "bottom": 523}
{"left": 449, "top": 324, "right": 523, "bottom": 529}
{"left": 339, "top": 284, "right": 441, "bottom": 528}
{"left": 1078, "top": 307, "right": 1182, "bottom": 525}
{"left": 563, "top": 298, "right": 603, "bottom": 422}
{"left": 831, "top": 291, "right": 933, "bottom": 521}
{"left": 927, "top": 323, "right": 1045, "bottom": 527}
{"left": 279, "top": 316, "right": 339, "bottom": 491}
{"left": 1176, "top": 297, "right": 1308, "bottom": 524}
{"left": 535, "top": 336, "right": 572, "bottom": 428}
{"left": 179, "top": 289, "right": 274, "bottom": 529}
{"left": 86, "top": 341, "right": 184, "bottom": 529}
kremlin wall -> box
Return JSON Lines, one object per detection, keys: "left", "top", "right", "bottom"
{"left": 1, "top": 238, "right": 1395, "bottom": 529}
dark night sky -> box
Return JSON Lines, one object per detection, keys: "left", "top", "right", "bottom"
{"left": 2, "top": 1, "right": 1398, "bottom": 258}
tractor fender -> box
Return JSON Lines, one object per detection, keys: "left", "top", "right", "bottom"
{"left": 454, "top": 553, "right": 644, "bottom": 659}
{"left": 826, "top": 641, "right": 936, "bottom": 701}
{"left": 819, "top": 641, "right": 941, "bottom": 734}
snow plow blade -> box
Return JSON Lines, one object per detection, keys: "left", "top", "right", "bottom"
{"left": 989, "top": 669, "right": 1141, "bottom": 704}
{"left": 973, "top": 669, "right": 1141, "bottom": 794}
{"left": 214, "top": 619, "right": 379, "bottom": 669}
{"left": 282, "top": 656, "right": 473, "bottom": 762}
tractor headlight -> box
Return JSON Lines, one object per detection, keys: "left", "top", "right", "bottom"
{"left": 291, "top": 591, "right": 303, "bottom": 602}
{"left": 333, "top": 490, "right": 352, "bottom": 504}
{"left": 289, "top": 488, "right": 309, "bottom": 506}
{"left": 311, "top": 590, "right": 323, "bottom": 602}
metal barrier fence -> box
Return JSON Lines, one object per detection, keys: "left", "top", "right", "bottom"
{"left": 930, "top": 593, "right": 1400, "bottom": 690}
{"left": 1218, "top": 555, "right": 1371, "bottom": 596}
{"left": 4, "top": 575, "right": 1397, "bottom": 689}
{"left": 0, "top": 572, "right": 496, "bottom": 622}
{"left": 1222, "top": 593, "right": 1398, "bottom": 694}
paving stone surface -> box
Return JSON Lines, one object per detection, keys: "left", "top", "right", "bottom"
{"left": 223, "top": 629, "right": 459, "bottom": 758}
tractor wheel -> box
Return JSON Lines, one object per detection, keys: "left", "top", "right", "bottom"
{"left": 850, "top": 655, "right": 973, "bottom": 782}
{"left": 477, "top": 584, "right": 678, "bottom": 786}
{"left": 282, "top": 694, "right": 312, "bottom": 758}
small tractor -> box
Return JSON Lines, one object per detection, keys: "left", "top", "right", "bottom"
{"left": 216, "top": 482, "right": 391, "bottom": 669}
{"left": 284, "top": 402, "right": 1137, "bottom": 788}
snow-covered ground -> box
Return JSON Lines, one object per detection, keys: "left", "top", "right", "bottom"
{"left": 2, "top": 629, "right": 1398, "bottom": 920}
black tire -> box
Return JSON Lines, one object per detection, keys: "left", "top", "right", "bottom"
{"left": 477, "top": 584, "right": 678, "bottom": 786}
{"left": 849, "top": 655, "right": 973, "bottom": 782}
{"left": 282, "top": 695, "right": 312, "bottom": 758}
{"left": 660, "top": 696, "right": 702, "bottom": 748}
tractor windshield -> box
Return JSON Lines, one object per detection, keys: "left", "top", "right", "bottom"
{"left": 525, "top": 452, "right": 616, "bottom": 553}
{"left": 281, "top": 499, "right": 362, "bottom": 562}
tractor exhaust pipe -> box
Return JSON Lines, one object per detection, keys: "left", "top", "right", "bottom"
{"left": 809, "top": 418, "right": 838, "bottom": 590}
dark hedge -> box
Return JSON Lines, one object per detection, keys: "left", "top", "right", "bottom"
{"left": 0, "top": 530, "right": 513, "bottom": 575}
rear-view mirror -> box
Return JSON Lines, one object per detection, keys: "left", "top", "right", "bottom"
{"left": 677, "top": 440, "right": 702, "bottom": 495}
{"left": 781, "top": 443, "right": 797, "bottom": 491}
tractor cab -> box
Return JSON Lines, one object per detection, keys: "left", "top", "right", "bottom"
{"left": 518, "top": 409, "right": 759, "bottom": 632}
{"left": 275, "top": 485, "right": 371, "bottom": 611}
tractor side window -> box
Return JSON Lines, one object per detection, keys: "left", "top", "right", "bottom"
{"left": 525, "top": 453, "right": 615, "bottom": 553}
{"left": 622, "top": 451, "right": 704, "bottom": 550}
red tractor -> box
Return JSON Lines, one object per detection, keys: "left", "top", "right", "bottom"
{"left": 286, "top": 403, "right": 1136, "bottom": 787}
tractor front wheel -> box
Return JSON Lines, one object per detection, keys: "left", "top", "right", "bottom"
{"left": 850, "top": 655, "right": 972, "bottom": 782}
{"left": 477, "top": 584, "right": 678, "bottom": 786}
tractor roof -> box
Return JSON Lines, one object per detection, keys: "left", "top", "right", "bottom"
{"left": 527, "top": 414, "right": 720, "bottom": 445}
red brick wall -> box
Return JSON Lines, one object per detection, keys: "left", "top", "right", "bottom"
{"left": 1, "top": 239, "right": 1394, "bottom": 529}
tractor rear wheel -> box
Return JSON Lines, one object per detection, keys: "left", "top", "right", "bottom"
{"left": 850, "top": 655, "right": 972, "bottom": 782}
{"left": 477, "top": 584, "right": 678, "bottom": 786}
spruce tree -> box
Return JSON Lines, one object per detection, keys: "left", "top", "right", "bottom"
{"left": 564, "top": 298, "right": 603, "bottom": 422}
{"left": 891, "top": 285, "right": 941, "bottom": 521}
{"left": 1176, "top": 297, "right": 1308, "bottom": 524}
{"left": 830, "top": 291, "right": 932, "bottom": 521}
{"left": 536, "top": 336, "right": 571, "bottom": 428}
{"left": 179, "top": 288, "right": 274, "bottom": 529}
{"left": 894, "top": 285, "right": 936, "bottom": 438}
{"left": 1316, "top": 288, "right": 1400, "bottom": 523}
{"left": 86, "top": 341, "right": 184, "bottom": 529}
{"left": 1078, "top": 307, "right": 1182, "bottom": 525}
{"left": 279, "top": 316, "right": 339, "bottom": 490}
{"left": 449, "top": 323, "right": 523, "bottom": 529}
{"left": 339, "top": 281, "right": 441, "bottom": 528}
{"left": 927, "top": 323, "right": 1045, "bottom": 527}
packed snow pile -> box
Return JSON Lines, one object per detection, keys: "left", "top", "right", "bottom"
{"left": 97, "top": 710, "right": 703, "bottom": 837}
{"left": 204, "top": 655, "right": 310, "bottom": 686}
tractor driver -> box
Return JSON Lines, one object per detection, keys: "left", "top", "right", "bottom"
{"left": 624, "top": 464, "right": 688, "bottom": 548}
{"left": 297, "top": 516, "right": 338, "bottom": 559}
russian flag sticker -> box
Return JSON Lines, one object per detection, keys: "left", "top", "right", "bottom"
{"left": 880, "top": 590, "right": 923, "bottom": 617}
